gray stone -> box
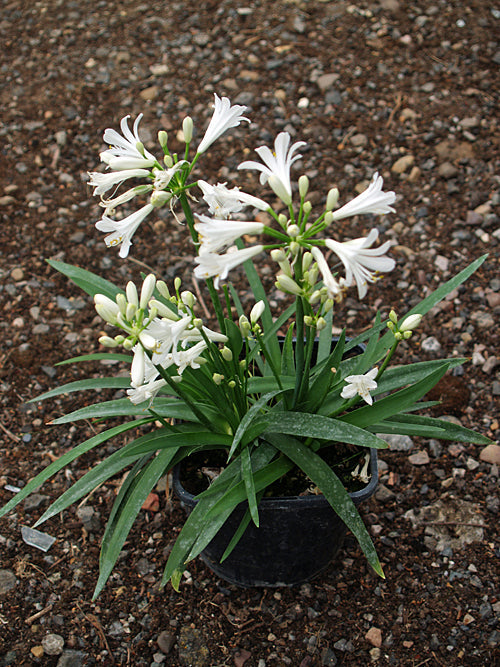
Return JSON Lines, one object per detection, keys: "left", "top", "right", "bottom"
{"left": 379, "top": 433, "right": 414, "bottom": 452}
{"left": 42, "top": 634, "right": 64, "bottom": 656}
{"left": 421, "top": 336, "right": 442, "bottom": 352}
{"left": 0, "top": 569, "right": 17, "bottom": 595}
{"left": 56, "top": 650, "right": 86, "bottom": 667}
{"left": 157, "top": 630, "right": 176, "bottom": 654}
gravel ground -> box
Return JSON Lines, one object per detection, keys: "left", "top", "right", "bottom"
{"left": 0, "top": 1, "right": 499, "bottom": 665}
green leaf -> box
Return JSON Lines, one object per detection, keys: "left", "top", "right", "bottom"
{"left": 241, "top": 446, "right": 259, "bottom": 526}
{"left": 372, "top": 414, "right": 493, "bottom": 444}
{"left": 228, "top": 389, "right": 284, "bottom": 459}
{"left": 258, "top": 411, "right": 388, "bottom": 449}
{"left": 0, "top": 420, "right": 151, "bottom": 519}
{"left": 29, "top": 376, "right": 131, "bottom": 402}
{"left": 267, "top": 433, "right": 384, "bottom": 578}
{"left": 55, "top": 352, "right": 132, "bottom": 366}
{"left": 317, "top": 309, "right": 334, "bottom": 363}
{"left": 51, "top": 397, "right": 206, "bottom": 424}
{"left": 48, "top": 259, "right": 124, "bottom": 300}
{"left": 305, "top": 332, "right": 345, "bottom": 413}
{"left": 280, "top": 325, "right": 295, "bottom": 377}
{"left": 94, "top": 447, "right": 177, "bottom": 598}
{"left": 124, "top": 429, "right": 233, "bottom": 457}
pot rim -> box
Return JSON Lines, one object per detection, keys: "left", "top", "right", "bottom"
{"left": 173, "top": 447, "right": 378, "bottom": 509}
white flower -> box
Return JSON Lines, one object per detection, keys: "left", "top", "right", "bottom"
{"left": 310, "top": 247, "right": 344, "bottom": 300}
{"left": 100, "top": 114, "right": 156, "bottom": 167}
{"left": 325, "top": 228, "right": 395, "bottom": 299}
{"left": 131, "top": 345, "right": 147, "bottom": 386}
{"left": 127, "top": 378, "right": 167, "bottom": 405}
{"left": 197, "top": 180, "right": 269, "bottom": 219}
{"left": 95, "top": 203, "right": 155, "bottom": 258}
{"left": 194, "top": 214, "right": 264, "bottom": 254}
{"left": 174, "top": 340, "right": 208, "bottom": 374}
{"left": 341, "top": 367, "right": 378, "bottom": 405}
{"left": 194, "top": 245, "right": 264, "bottom": 289}
{"left": 87, "top": 169, "right": 151, "bottom": 196}
{"left": 250, "top": 300, "right": 265, "bottom": 324}
{"left": 197, "top": 94, "right": 250, "bottom": 154}
{"left": 331, "top": 173, "right": 396, "bottom": 220}
{"left": 238, "top": 131, "right": 306, "bottom": 201}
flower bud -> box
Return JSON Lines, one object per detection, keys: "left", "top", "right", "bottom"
{"left": 140, "top": 274, "right": 157, "bottom": 309}
{"left": 324, "top": 210, "right": 334, "bottom": 225}
{"left": 213, "top": 373, "right": 224, "bottom": 385}
{"left": 126, "top": 302, "right": 138, "bottom": 322}
{"left": 268, "top": 175, "right": 292, "bottom": 206}
{"left": 135, "top": 141, "right": 146, "bottom": 157}
{"left": 276, "top": 274, "right": 302, "bottom": 296}
{"left": 123, "top": 338, "right": 134, "bottom": 350}
{"left": 298, "top": 175, "right": 309, "bottom": 199}
{"left": 304, "top": 315, "right": 314, "bottom": 327}
{"left": 400, "top": 313, "right": 423, "bottom": 332}
{"left": 278, "top": 213, "right": 288, "bottom": 228}
{"left": 326, "top": 187, "right": 339, "bottom": 211}
{"left": 289, "top": 241, "right": 300, "bottom": 256}
{"left": 302, "top": 251, "right": 313, "bottom": 272}
{"left": 181, "top": 290, "right": 196, "bottom": 309}
{"left": 151, "top": 190, "right": 172, "bottom": 207}
{"left": 99, "top": 335, "right": 118, "bottom": 348}
{"left": 94, "top": 294, "right": 120, "bottom": 325}
{"left": 239, "top": 314, "right": 251, "bottom": 337}
{"left": 126, "top": 281, "right": 139, "bottom": 307}
{"left": 192, "top": 318, "right": 203, "bottom": 329}
{"left": 139, "top": 331, "right": 156, "bottom": 350}
{"left": 116, "top": 293, "right": 128, "bottom": 316}
{"left": 182, "top": 116, "right": 193, "bottom": 143}
{"left": 403, "top": 330, "right": 413, "bottom": 339}
{"left": 309, "top": 290, "right": 322, "bottom": 305}
{"left": 303, "top": 200, "right": 312, "bottom": 214}
{"left": 156, "top": 280, "right": 170, "bottom": 299}
{"left": 164, "top": 154, "right": 174, "bottom": 168}
{"left": 221, "top": 346, "right": 233, "bottom": 362}
{"left": 316, "top": 317, "right": 327, "bottom": 331}
{"left": 389, "top": 309, "right": 398, "bottom": 324}
{"left": 131, "top": 349, "right": 145, "bottom": 386}
{"left": 250, "top": 300, "right": 265, "bottom": 325}
{"left": 228, "top": 380, "right": 236, "bottom": 389}
{"left": 114, "top": 335, "right": 125, "bottom": 344}
{"left": 287, "top": 224, "right": 300, "bottom": 238}
{"left": 158, "top": 130, "right": 168, "bottom": 149}
{"left": 271, "top": 248, "right": 286, "bottom": 262}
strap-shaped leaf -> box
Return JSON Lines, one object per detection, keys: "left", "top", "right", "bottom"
{"left": 48, "top": 259, "right": 124, "bottom": 300}
{"left": 29, "top": 376, "right": 131, "bottom": 402}
{"left": 241, "top": 446, "right": 259, "bottom": 526}
{"left": 267, "top": 433, "right": 384, "bottom": 578}
{"left": 124, "top": 430, "right": 233, "bottom": 457}
{"left": 51, "top": 397, "right": 207, "bottom": 424}
{"left": 0, "top": 420, "right": 151, "bottom": 519}
{"left": 94, "top": 447, "right": 177, "bottom": 598}
{"left": 228, "top": 389, "right": 285, "bottom": 459}
{"left": 372, "top": 414, "right": 493, "bottom": 444}
{"left": 56, "top": 352, "right": 132, "bottom": 366}
{"left": 258, "top": 411, "right": 388, "bottom": 449}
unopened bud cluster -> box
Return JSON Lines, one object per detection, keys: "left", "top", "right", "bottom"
{"left": 387, "top": 310, "right": 423, "bottom": 340}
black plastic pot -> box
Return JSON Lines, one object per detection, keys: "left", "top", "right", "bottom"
{"left": 173, "top": 449, "right": 378, "bottom": 588}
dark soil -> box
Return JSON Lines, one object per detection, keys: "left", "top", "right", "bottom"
{"left": 0, "top": 1, "right": 499, "bottom": 665}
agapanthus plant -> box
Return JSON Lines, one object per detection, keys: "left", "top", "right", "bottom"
{"left": 1, "top": 94, "right": 490, "bottom": 597}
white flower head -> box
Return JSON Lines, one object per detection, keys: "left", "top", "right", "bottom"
{"left": 325, "top": 228, "right": 395, "bottom": 299}
{"left": 194, "top": 214, "right": 264, "bottom": 254}
{"left": 332, "top": 173, "right": 396, "bottom": 220}
{"left": 341, "top": 367, "right": 378, "bottom": 405}
{"left": 99, "top": 185, "right": 153, "bottom": 216}
{"left": 194, "top": 245, "right": 264, "bottom": 289}
{"left": 197, "top": 94, "right": 250, "bottom": 154}
{"left": 87, "top": 168, "right": 151, "bottom": 196}
{"left": 197, "top": 180, "right": 269, "bottom": 219}
{"left": 95, "top": 203, "right": 155, "bottom": 258}
{"left": 127, "top": 378, "right": 167, "bottom": 405}
{"left": 238, "top": 131, "right": 306, "bottom": 200}
{"left": 100, "top": 114, "right": 156, "bottom": 168}
{"left": 153, "top": 161, "right": 187, "bottom": 190}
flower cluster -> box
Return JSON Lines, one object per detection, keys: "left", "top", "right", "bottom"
{"left": 87, "top": 94, "right": 401, "bottom": 404}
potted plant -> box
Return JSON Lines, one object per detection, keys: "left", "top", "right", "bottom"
{"left": 0, "top": 94, "right": 490, "bottom": 597}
